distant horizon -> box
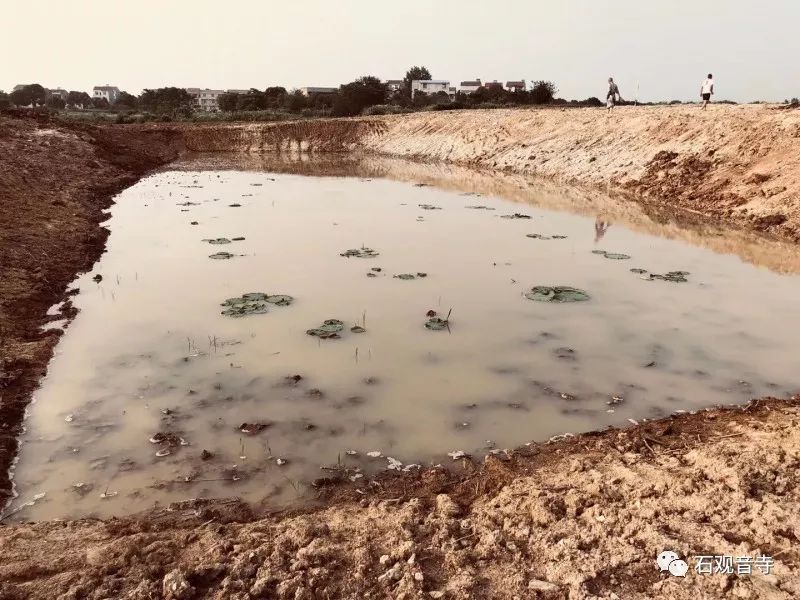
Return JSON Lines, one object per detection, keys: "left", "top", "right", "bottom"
{"left": 6, "top": 0, "right": 799, "bottom": 103}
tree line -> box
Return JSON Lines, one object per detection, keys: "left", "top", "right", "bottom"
{"left": 1, "top": 67, "right": 561, "bottom": 117}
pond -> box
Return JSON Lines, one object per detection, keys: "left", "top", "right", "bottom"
{"left": 6, "top": 155, "right": 800, "bottom": 520}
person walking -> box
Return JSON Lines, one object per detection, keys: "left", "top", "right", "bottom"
{"left": 700, "top": 73, "right": 714, "bottom": 109}
{"left": 606, "top": 77, "right": 623, "bottom": 111}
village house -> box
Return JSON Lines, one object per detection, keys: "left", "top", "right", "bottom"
{"left": 506, "top": 80, "right": 526, "bottom": 92}
{"left": 46, "top": 88, "right": 69, "bottom": 101}
{"left": 410, "top": 80, "right": 450, "bottom": 99}
{"left": 185, "top": 88, "right": 225, "bottom": 111}
{"left": 483, "top": 80, "right": 504, "bottom": 91}
{"left": 299, "top": 87, "right": 338, "bottom": 97}
{"left": 385, "top": 80, "right": 404, "bottom": 93}
{"left": 93, "top": 85, "right": 120, "bottom": 104}
{"left": 458, "top": 79, "right": 482, "bottom": 94}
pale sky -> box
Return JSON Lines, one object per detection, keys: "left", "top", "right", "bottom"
{"left": 4, "top": 0, "right": 799, "bottom": 102}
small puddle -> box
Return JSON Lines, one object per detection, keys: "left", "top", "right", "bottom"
{"left": 6, "top": 155, "right": 800, "bottom": 520}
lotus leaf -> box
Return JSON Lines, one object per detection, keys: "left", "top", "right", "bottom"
{"left": 425, "top": 317, "right": 450, "bottom": 331}
{"left": 394, "top": 273, "right": 415, "bottom": 280}
{"left": 500, "top": 213, "right": 532, "bottom": 219}
{"left": 221, "top": 300, "right": 268, "bottom": 317}
{"left": 340, "top": 247, "right": 380, "bottom": 258}
{"left": 209, "top": 252, "right": 235, "bottom": 260}
{"left": 524, "top": 286, "right": 590, "bottom": 303}
{"left": 203, "top": 238, "right": 231, "bottom": 245}
{"left": 221, "top": 292, "right": 293, "bottom": 317}
{"left": 307, "top": 319, "right": 345, "bottom": 338}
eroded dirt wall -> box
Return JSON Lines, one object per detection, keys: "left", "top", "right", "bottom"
{"left": 171, "top": 105, "right": 800, "bottom": 241}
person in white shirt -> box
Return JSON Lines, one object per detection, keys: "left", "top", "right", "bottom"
{"left": 700, "top": 74, "right": 714, "bottom": 110}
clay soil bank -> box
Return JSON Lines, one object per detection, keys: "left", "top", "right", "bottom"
{"left": 174, "top": 103, "right": 800, "bottom": 243}
{"left": 1, "top": 107, "right": 800, "bottom": 599}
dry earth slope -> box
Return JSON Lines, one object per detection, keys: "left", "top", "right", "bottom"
{"left": 178, "top": 104, "right": 800, "bottom": 241}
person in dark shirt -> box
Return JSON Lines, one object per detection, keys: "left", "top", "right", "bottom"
{"left": 606, "top": 77, "right": 623, "bottom": 111}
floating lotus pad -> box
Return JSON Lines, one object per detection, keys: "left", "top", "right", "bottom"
{"left": 351, "top": 325, "right": 367, "bottom": 333}
{"left": 340, "top": 247, "right": 380, "bottom": 258}
{"left": 425, "top": 317, "right": 450, "bottom": 331}
{"left": 419, "top": 204, "right": 441, "bottom": 210}
{"left": 394, "top": 274, "right": 415, "bottom": 280}
{"left": 524, "top": 286, "right": 591, "bottom": 303}
{"left": 465, "top": 205, "right": 495, "bottom": 210}
{"left": 500, "top": 213, "right": 532, "bottom": 219}
{"left": 203, "top": 238, "right": 231, "bottom": 245}
{"left": 593, "top": 250, "right": 631, "bottom": 260}
{"left": 647, "top": 271, "right": 690, "bottom": 283}
{"left": 209, "top": 252, "right": 235, "bottom": 260}
{"left": 220, "top": 292, "right": 294, "bottom": 317}
{"left": 630, "top": 268, "right": 648, "bottom": 274}
{"left": 307, "top": 319, "right": 345, "bottom": 339}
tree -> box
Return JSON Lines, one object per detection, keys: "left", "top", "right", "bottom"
{"left": 67, "top": 90, "right": 92, "bottom": 108}
{"left": 264, "top": 86, "right": 287, "bottom": 108}
{"left": 92, "top": 97, "right": 110, "bottom": 109}
{"left": 236, "top": 88, "right": 268, "bottom": 111}
{"left": 403, "top": 66, "right": 432, "bottom": 94}
{"left": 333, "top": 76, "right": 387, "bottom": 116}
{"left": 10, "top": 84, "right": 46, "bottom": 107}
{"left": 0, "top": 91, "right": 9, "bottom": 109}
{"left": 283, "top": 90, "right": 308, "bottom": 112}
{"left": 218, "top": 93, "right": 239, "bottom": 111}
{"left": 529, "top": 80, "right": 557, "bottom": 104}
{"left": 138, "top": 87, "right": 193, "bottom": 114}
{"left": 114, "top": 91, "right": 138, "bottom": 109}
{"left": 46, "top": 96, "right": 66, "bottom": 110}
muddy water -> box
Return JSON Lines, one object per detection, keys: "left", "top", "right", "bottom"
{"left": 8, "top": 159, "right": 800, "bottom": 520}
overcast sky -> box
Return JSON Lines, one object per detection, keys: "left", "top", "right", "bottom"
{"left": 5, "top": 0, "right": 799, "bottom": 102}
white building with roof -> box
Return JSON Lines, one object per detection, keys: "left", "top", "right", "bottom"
{"left": 299, "top": 87, "right": 338, "bottom": 97}
{"left": 93, "top": 85, "right": 120, "bottom": 104}
{"left": 458, "top": 79, "right": 482, "bottom": 94}
{"left": 185, "top": 88, "right": 226, "bottom": 111}
{"left": 411, "top": 80, "right": 450, "bottom": 99}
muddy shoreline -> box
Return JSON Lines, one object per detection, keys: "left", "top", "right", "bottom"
{"left": 1, "top": 108, "right": 800, "bottom": 598}
{"left": 0, "top": 112, "right": 183, "bottom": 508}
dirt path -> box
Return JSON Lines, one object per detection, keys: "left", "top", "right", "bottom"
{"left": 1, "top": 108, "right": 800, "bottom": 599}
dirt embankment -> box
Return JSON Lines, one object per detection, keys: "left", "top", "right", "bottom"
{"left": 1, "top": 398, "right": 799, "bottom": 600}
{"left": 0, "top": 112, "right": 183, "bottom": 508}
{"left": 174, "top": 104, "right": 800, "bottom": 242}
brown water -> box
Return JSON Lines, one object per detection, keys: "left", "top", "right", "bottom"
{"left": 6, "top": 156, "right": 800, "bottom": 521}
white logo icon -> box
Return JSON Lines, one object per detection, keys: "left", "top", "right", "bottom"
{"left": 657, "top": 551, "right": 680, "bottom": 572}
{"left": 657, "top": 550, "right": 688, "bottom": 577}
{"left": 669, "top": 559, "right": 689, "bottom": 577}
